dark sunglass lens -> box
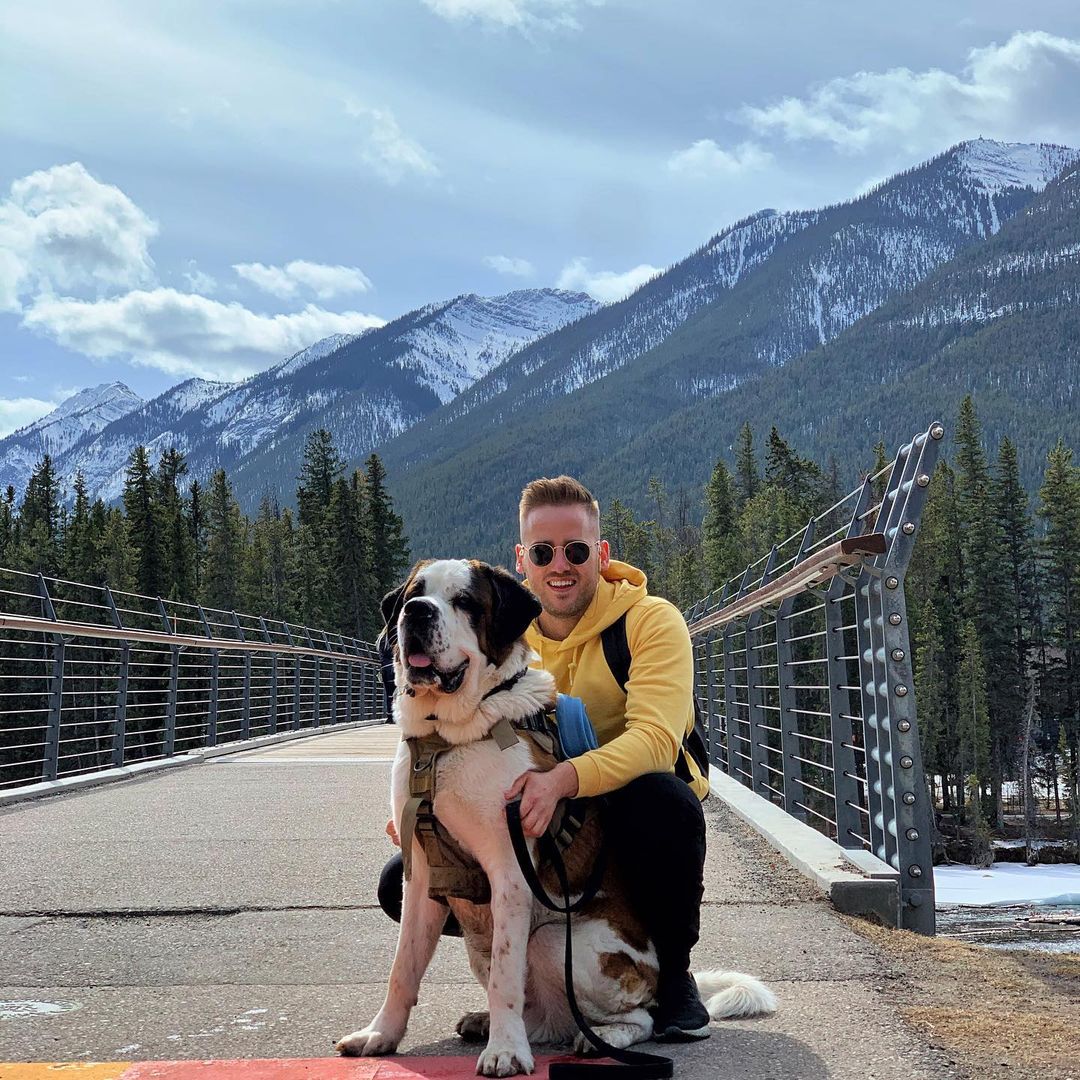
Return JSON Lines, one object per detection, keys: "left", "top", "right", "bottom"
{"left": 565, "top": 542, "right": 592, "bottom": 565}
{"left": 529, "top": 544, "right": 554, "bottom": 566}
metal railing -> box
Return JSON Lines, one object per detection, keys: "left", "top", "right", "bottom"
{"left": 683, "top": 422, "right": 944, "bottom": 933}
{"left": 0, "top": 568, "right": 383, "bottom": 792}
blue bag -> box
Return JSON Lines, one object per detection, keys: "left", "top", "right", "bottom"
{"left": 554, "top": 693, "right": 599, "bottom": 758}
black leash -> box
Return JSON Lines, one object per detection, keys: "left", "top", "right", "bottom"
{"left": 505, "top": 800, "right": 674, "bottom": 1080}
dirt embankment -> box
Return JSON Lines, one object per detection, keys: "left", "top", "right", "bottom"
{"left": 852, "top": 919, "right": 1080, "bottom": 1080}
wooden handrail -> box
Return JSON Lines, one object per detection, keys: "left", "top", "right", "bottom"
{"left": 686, "top": 534, "right": 887, "bottom": 637}
{"left": 0, "top": 612, "right": 377, "bottom": 666}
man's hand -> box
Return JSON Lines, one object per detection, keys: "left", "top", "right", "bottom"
{"left": 386, "top": 817, "right": 400, "bottom": 847}
{"left": 504, "top": 761, "right": 579, "bottom": 838}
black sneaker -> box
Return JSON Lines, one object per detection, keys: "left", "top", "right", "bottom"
{"left": 652, "top": 972, "right": 711, "bottom": 1042}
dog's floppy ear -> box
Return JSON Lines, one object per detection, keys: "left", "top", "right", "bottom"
{"left": 482, "top": 563, "right": 542, "bottom": 651}
{"left": 380, "top": 581, "right": 408, "bottom": 634}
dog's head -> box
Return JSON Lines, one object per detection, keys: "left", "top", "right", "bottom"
{"left": 382, "top": 559, "right": 542, "bottom": 697}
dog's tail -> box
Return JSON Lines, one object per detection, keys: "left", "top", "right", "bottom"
{"left": 693, "top": 969, "right": 777, "bottom": 1019}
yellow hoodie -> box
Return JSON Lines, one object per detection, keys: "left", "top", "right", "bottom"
{"left": 525, "top": 560, "right": 709, "bottom": 801}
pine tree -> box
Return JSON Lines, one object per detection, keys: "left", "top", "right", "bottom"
{"left": 957, "top": 618, "right": 992, "bottom": 818}
{"left": 914, "top": 599, "right": 947, "bottom": 806}
{"left": 296, "top": 429, "right": 345, "bottom": 532}
{"left": 327, "top": 475, "right": 376, "bottom": 638}
{"left": 122, "top": 446, "right": 164, "bottom": 597}
{"left": 63, "top": 472, "right": 95, "bottom": 583}
{"left": 363, "top": 454, "right": 409, "bottom": 612}
{"left": 701, "top": 459, "right": 741, "bottom": 590}
{"left": 156, "top": 449, "right": 194, "bottom": 602}
{"left": 201, "top": 468, "right": 245, "bottom": 612}
{"left": 601, "top": 499, "right": 637, "bottom": 562}
{"left": 97, "top": 508, "right": 137, "bottom": 592}
{"left": 734, "top": 422, "right": 759, "bottom": 509}
{"left": 14, "top": 456, "right": 62, "bottom": 574}
{"left": 188, "top": 479, "right": 206, "bottom": 596}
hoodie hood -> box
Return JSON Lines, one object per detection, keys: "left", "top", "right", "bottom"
{"left": 536, "top": 559, "right": 647, "bottom": 652}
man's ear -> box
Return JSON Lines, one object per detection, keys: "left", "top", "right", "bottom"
{"left": 483, "top": 563, "right": 542, "bottom": 651}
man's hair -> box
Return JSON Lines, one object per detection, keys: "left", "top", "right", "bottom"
{"left": 519, "top": 475, "right": 600, "bottom": 535}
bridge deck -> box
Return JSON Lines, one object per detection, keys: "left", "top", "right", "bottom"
{"left": 0, "top": 727, "right": 953, "bottom": 1079}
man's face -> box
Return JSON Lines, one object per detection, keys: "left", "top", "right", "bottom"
{"left": 516, "top": 503, "right": 610, "bottom": 625}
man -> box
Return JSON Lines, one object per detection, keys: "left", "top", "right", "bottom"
{"left": 507, "top": 476, "right": 710, "bottom": 1041}
{"left": 378, "top": 476, "right": 710, "bottom": 1041}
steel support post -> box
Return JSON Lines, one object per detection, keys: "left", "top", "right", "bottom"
{"left": 260, "top": 618, "right": 278, "bottom": 734}
{"left": 284, "top": 626, "right": 302, "bottom": 729}
{"left": 105, "top": 587, "right": 130, "bottom": 769}
{"left": 873, "top": 422, "right": 944, "bottom": 934}
{"left": 232, "top": 613, "right": 251, "bottom": 740}
{"left": 200, "top": 607, "right": 219, "bottom": 747}
{"left": 746, "top": 548, "right": 778, "bottom": 800}
{"left": 776, "top": 528, "right": 814, "bottom": 820}
{"left": 158, "top": 599, "right": 180, "bottom": 757}
{"left": 38, "top": 575, "right": 64, "bottom": 782}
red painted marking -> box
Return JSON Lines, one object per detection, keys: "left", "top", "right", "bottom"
{"left": 114, "top": 1056, "right": 615, "bottom": 1079}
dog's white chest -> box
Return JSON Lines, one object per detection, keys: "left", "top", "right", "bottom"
{"left": 431, "top": 737, "right": 535, "bottom": 839}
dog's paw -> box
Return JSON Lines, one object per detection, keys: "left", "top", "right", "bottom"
{"left": 476, "top": 1037, "right": 534, "bottom": 1077}
{"left": 456, "top": 1010, "right": 491, "bottom": 1042}
{"left": 335, "top": 1025, "right": 401, "bottom": 1057}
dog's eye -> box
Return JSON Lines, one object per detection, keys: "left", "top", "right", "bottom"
{"left": 452, "top": 594, "right": 480, "bottom": 616}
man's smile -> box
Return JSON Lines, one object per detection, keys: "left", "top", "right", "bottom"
{"left": 546, "top": 578, "right": 577, "bottom": 593}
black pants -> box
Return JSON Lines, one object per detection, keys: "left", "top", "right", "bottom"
{"left": 377, "top": 772, "right": 706, "bottom": 979}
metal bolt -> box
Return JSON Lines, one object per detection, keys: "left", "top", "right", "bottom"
{"left": 916, "top": 473, "right": 930, "bottom": 488}
{"left": 906, "top": 829, "right": 919, "bottom": 842}
{"left": 895, "top": 684, "right": 908, "bottom": 697}
{"left": 885, "top": 576, "right": 899, "bottom": 590}
{"left": 900, "top": 755, "right": 913, "bottom": 769}
{"left": 891, "top": 648, "right": 905, "bottom": 662}
{"left": 897, "top": 719, "right": 911, "bottom": 733}
{"left": 930, "top": 423, "right": 944, "bottom": 440}
{"left": 902, "top": 522, "right": 915, "bottom": 535}
{"left": 909, "top": 865, "right": 923, "bottom": 878}
{"left": 903, "top": 792, "right": 916, "bottom": 805}
{"left": 889, "top": 613, "right": 902, "bottom": 626}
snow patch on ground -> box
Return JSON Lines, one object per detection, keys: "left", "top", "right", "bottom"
{"left": 935, "top": 862, "right": 1080, "bottom": 906}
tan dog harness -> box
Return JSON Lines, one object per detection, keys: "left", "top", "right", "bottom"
{"left": 400, "top": 710, "right": 584, "bottom": 903}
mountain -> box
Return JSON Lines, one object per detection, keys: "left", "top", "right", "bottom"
{"left": 7, "top": 288, "right": 598, "bottom": 505}
{"left": 376, "top": 139, "right": 1080, "bottom": 561}
{"left": 0, "top": 383, "right": 144, "bottom": 496}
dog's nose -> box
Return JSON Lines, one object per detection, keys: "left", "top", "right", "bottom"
{"left": 402, "top": 597, "right": 438, "bottom": 624}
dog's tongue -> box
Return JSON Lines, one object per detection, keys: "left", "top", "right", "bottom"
{"left": 408, "top": 653, "right": 432, "bottom": 668}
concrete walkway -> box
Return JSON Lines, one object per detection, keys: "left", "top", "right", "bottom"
{"left": 0, "top": 727, "right": 957, "bottom": 1079}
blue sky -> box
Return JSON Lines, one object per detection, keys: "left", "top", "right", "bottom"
{"left": 3, "top": 0, "right": 1080, "bottom": 435}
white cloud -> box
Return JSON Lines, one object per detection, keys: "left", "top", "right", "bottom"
{"left": 668, "top": 139, "right": 772, "bottom": 177}
{"left": 22, "top": 288, "right": 385, "bottom": 382}
{"left": 233, "top": 259, "right": 373, "bottom": 300}
{"left": 740, "top": 31, "right": 1080, "bottom": 154}
{"left": 183, "top": 261, "right": 217, "bottom": 294}
{"left": 420, "top": 0, "right": 596, "bottom": 30}
{"left": 484, "top": 254, "right": 535, "bottom": 277}
{"left": 345, "top": 100, "right": 441, "bottom": 183}
{"left": 0, "top": 396, "right": 58, "bottom": 438}
{"left": 0, "top": 162, "right": 157, "bottom": 312}
{"left": 556, "top": 257, "right": 661, "bottom": 304}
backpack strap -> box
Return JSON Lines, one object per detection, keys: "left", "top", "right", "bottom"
{"left": 599, "top": 612, "right": 631, "bottom": 692}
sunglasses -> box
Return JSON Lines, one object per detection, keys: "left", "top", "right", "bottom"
{"left": 524, "top": 540, "right": 599, "bottom": 567}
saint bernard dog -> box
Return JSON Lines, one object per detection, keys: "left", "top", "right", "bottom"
{"left": 336, "top": 558, "right": 775, "bottom": 1077}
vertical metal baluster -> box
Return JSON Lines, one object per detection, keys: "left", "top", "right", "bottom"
{"left": 722, "top": 566, "right": 752, "bottom": 783}
{"left": 828, "top": 481, "right": 872, "bottom": 850}
{"left": 157, "top": 598, "right": 179, "bottom": 758}
{"left": 776, "top": 526, "right": 814, "bottom": 821}
{"left": 38, "top": 575, "right": 64, "bottom": 782}
{"left": 105, "top": 586, "right": 130, "bottom": 769}
{"left": 304, "top": 627, "right": 319, "bottom": 727}
{"left": 284, "top": 625, "right": 301, "bottom": 730}
{"left": 232, "top": 612, "right": 250, "bottom": 740}
{"left": 261, "top": 617, "right": 278, "bottom": 734}
{"left": 746, "top": 548, "right": 778, "bottom": 801}
{"left": 346, "top": 636, "right": 355, "bottom": 722}
{"left": 323, "top": 631, "right": 337, "bottom": 724}
{"left": 200, "top": 606, "right": 219, "bottom": 748}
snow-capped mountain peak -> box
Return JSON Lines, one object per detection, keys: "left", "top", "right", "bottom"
{"left": 954, "top": 138, "right": 1080, "bottom": 195}
{"left": 271, "top": 332, "right": 366, "bottom": 379}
